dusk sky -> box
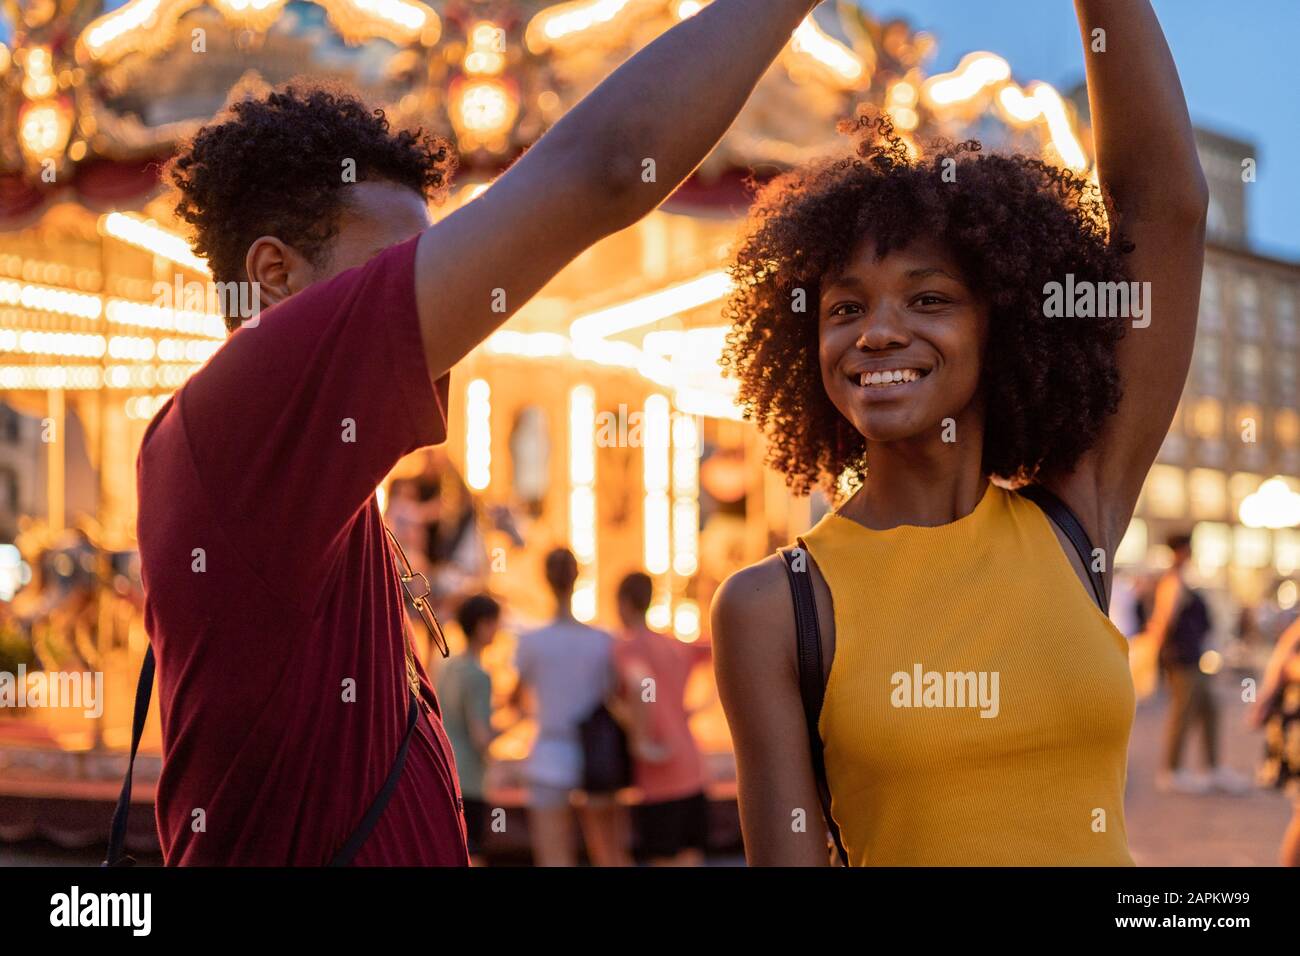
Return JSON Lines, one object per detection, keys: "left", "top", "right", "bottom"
{"left": 874, "top": 0, "right": 1300, "bottom": 260}
{"left": 6, "top": 1, "right": 1296, "bottom": 257}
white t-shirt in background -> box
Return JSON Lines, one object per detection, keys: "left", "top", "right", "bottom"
{"left": 514, "top": 620, "right": 614, "bottom": 789}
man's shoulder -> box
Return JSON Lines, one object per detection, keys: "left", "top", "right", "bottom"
{"left": 521, "top": 620, "right": 612, "bottom": 652}
{"left": 443, "top": 653, "right": 483, "bottom": 683}
{"left": 135, "top": 388, "right": 207, "bottom": 543}
{"left": 137, "top": 389, "right": 190, "bottom": 468}
{"left": 466, "top": 659, "right": 492, "bottom": 688}
{"left": 581, "top": 624, "right": 615, "bottom": 650}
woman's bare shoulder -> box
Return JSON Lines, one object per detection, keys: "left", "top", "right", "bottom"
{"left": 711, "top": 554, "right": 798, "bottom": 681}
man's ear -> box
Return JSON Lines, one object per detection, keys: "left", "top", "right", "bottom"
{"left": 244, "top": 236, "right": 315, "bottom": 307}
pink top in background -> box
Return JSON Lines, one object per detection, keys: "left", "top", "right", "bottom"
{"left": 615, "top": 629, "right": 709, "bottom": 803}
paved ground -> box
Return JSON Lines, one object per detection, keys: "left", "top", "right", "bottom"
{"left": 1126, "top": 673, "right": 1292, "bottom": 866}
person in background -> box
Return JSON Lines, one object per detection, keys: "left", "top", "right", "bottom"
{"left": 417, "top": 451, "right": 489, "bottom": 610}
{"left": 1149, "top": 532, "right": 1246, "bottom": 794}
{"left": 437, "top": 593, "right": 501, "bottom": 866}
{"left": 1250, "top": 616, "right": 1300, "bottom": 866}
{"left": 511, "top": 549, "right": 628, "bottom": 866}
{"left": 614, "top": 572, "right": 712, "bottom": 866}
{"left": 385, "top": 478, "right": 429, "bottom": 571}
{"left": 1108, "top": 570, "right": 1142, "bottom": 638}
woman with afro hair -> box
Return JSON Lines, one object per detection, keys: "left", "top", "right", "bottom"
{"left": 712, "top": 0, "right": 1208, "bottom": 866}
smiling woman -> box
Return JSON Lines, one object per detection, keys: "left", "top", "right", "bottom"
{"left": 712, "top": 0, "right": 1209, "bottom": 867}
{"left": 722, "top": 116, "right": 1131, "bottom": 497}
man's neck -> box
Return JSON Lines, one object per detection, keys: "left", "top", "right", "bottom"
{"left": 623, "top": 622, "right": 654, "bottom": 640}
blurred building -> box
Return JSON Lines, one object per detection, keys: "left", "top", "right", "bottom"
{"left": 1119, "top": 129, "right": 1300, "bottom": 609}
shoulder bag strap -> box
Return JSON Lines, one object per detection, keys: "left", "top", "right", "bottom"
{"left": 103, "top": 648, "right": 421, "bottom": 867}
{"left": 1019, "top": 483, "right": 1109, "bottom": 613}
{"left": 102, "top": 644, "right": 155, "bottom": 867}
{"left": 778, "top": 540, "right": 848, "bottom": 866}
{"left": 328, "top": 687, "right": 421, "bottom": 867}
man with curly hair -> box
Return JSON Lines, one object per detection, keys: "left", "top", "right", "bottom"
{"left": 132, "top": 0, "right": 822, "bottom": 865}
{"left": 713, "top": 0, "right": 1208, "bottom": 866}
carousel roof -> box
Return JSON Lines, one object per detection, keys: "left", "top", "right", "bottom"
{"left": 0, "top": 1, "right": 1099, "bottom": 413}
{"left": 1, "top": 0, "right": 1095, "bottom": 228}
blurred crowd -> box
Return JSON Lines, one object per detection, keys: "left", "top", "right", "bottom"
{"left": 1112, "top": 531, "right": 1300, "bottom": 865}
{"left": 381, "top": 449, "right": 715, "bottom": 866}
{"left": 431, "top": 551, "right": 713, "bottom": 867}
{"left": 3, "top": 458, "right": 1299, "bottom": 867}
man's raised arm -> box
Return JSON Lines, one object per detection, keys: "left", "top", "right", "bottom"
{"left": 415, "top": 0, "right": 820, "bottom": 382}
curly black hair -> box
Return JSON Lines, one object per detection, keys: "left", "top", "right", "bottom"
{"left": 166, "top": 81, "right": 455, "bottom": 330}
{"left": 721, "top": 114, "right": 1132, "bottom": 496}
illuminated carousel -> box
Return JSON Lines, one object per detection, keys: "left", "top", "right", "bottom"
{"left": 0, "top": 0, "right": 1099, "bottom": 848}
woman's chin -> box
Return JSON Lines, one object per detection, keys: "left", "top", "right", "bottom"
{"left": 854, "top": 413, "right": 936, "bottom": 445}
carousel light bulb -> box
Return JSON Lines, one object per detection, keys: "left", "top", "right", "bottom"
{"left": 100, "top": 213, "right": 210, "bottom": 275}
{"left": 789, "top": 15, "right": 865, "bottom": 86}
{"left": 568, "top": 385, "right": 599, "bottom": 617}
{"left": 465, "top": 378, "right": 492, "bottom": 491}
{"left": 83, "top": 0, "right": 165, "bottom": 60}
{"left": 644, "top": 394, "right": 671, "bottom": 575}
{"left": 531, "top": 0, "right": 634, "bottom": 48}
{"left": 453, "top": 79, "right": 516, "bottom": 137}
{"left": 671, "top": 497, "right": 698, "bottom": 577}
{"left": 570, "top": 271, "right": 732, "bottom": 353}
{"left": 351, "top": 0, "right": 427, "bottom": 32}
{"left": 671, "top": 410, "right": 700, "bottom": 580}
{"left": 673, "top": 601, "right": 701, "bottom": 642}
{"left": 464, "top": 21, "right": 507, "bottom": 75}
{"left": 647, "top": 599, "right": 671, "bottom": 630}
{"left": 923, "top": 52, "right": 1011, "bottom": 108}
{"left": 671, "top": 413, "right": 699, "bottom": 495}
{"left": 1, "top": 279, "right": 102, "bottom": 319}
{"left": 21, "top": 47, "right": 57, "bottom": 99}
{"left": 1028, "top": 83, "right": 1088, "bottom": 171}
{"left": 19, "top": 101, "right": 73, "bottom": 161}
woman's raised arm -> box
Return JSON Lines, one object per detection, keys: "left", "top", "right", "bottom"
{"left": 1051, "top": 0, "right": 1209, "bottom": 548}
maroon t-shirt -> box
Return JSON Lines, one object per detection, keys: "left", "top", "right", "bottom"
{"left": 136, "top": 235, "right": 468, "bottom": 865}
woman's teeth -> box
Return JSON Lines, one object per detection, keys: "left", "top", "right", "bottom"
{"left": 859, "top": 369, "right": 924, "bottom": 388}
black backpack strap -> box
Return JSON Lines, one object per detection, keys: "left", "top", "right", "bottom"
{"left": 103, "top": 647, "right": 422, "bottom": 867}
{"left": 329, "top": 687, "right": 421, "bottom": 867}
{"left": 778, "top": 540, "right": 848, "bottom": 866}
{"left": 1019, "top": 483, "right": 1109, "bottom": 613}
{"left": 102, "top": 644, "right": 155, "bottom": 867}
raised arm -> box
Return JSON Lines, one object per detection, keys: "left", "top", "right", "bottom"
{"left": 1050, "top": 0, "right": 1209, "bottom": 547}
{"left": 415, "top": 0, "right": 818, "bottom": 382}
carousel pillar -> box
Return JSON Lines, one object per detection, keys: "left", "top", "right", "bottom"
{"left": 46, "top": 387, "right": 65, "bottom": 533}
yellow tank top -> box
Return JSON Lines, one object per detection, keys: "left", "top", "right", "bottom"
{"left": 802, "top": 483, "right": 1135, "bottom": 866}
